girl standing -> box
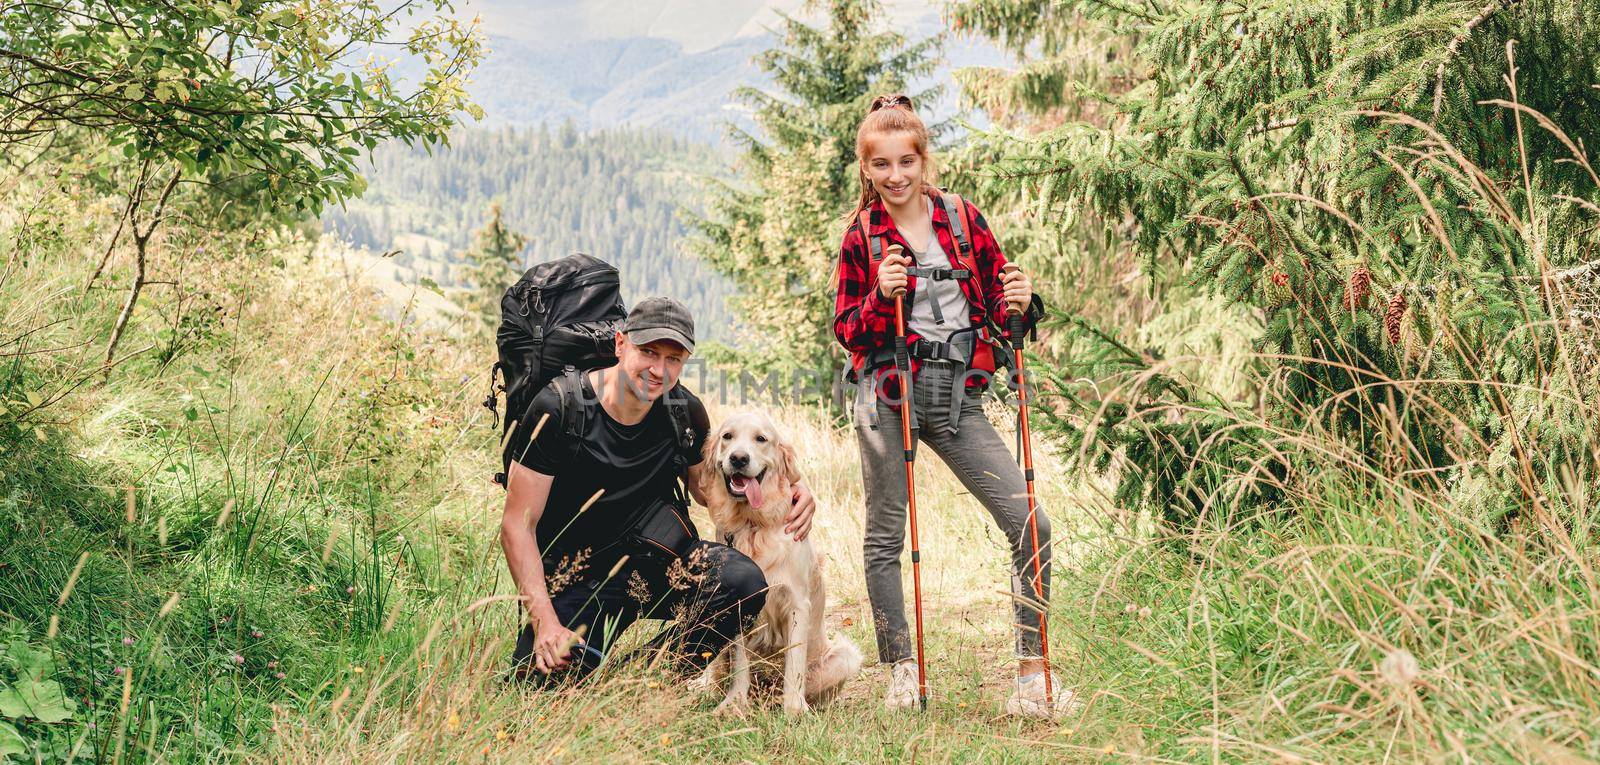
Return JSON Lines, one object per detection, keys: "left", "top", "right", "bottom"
{"left": 832, "top": 94, "right": 1068, "bottom": 718}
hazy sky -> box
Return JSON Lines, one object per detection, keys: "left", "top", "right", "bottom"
{"left": 464, "top": 0, "right": 935, "bottom": 53}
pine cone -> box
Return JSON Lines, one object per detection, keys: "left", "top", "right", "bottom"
{"left": 1343, "top": 265, "right": 1372, "bottom": 311}
{"left": 1262, "top": 269, "right": 1293, "bottom": 308}
{"left": 1291, "top": 320, "right": 1314, "bottom": 359}
{"left": 1385, "top": 291, "right": 1408, "bottom": 345}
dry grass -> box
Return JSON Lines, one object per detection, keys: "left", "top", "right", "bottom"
{"left": 258, "top": 388, "right": 1115, "bottom": 764}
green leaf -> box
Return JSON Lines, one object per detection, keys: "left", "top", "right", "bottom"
{"left": 0, "top": 680, "right": 76, "bottom": 724}
{"left": 418, "top": 277, "right": 443, "bottom": 296}
{"left": 123, "top": 83, "right": 145, "bottom": 101}
{"left": 184, "top": 407, "right": 198, "bottom": 421}
{"left": 3, "top": 639, "right": 52, "bottom": 681}
{"left": 0, "top": 721, "right": 26, "bottom": 759}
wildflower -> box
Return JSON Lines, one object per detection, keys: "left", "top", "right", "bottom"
{"left": 1379, "top": 648, "right": 1421, "bottom": 688}
{"left": 113, "top": 666, "right": 125, "bottom": 676}
{"left": 122, "top": 637, "right": 135, "bottom": 646}
{"left": 231, "top": 654, "right": 244, "bottom": 665}
{"left": 267, "top": 661, "right": 278, "bottom": 669}
{"left": 275, "top": 672, "right": 286, "bottom": 680}
{"left": 496, "top": 729, "right": 508, "bottom": 741}
{"left": 351, "top": 666, "right": 364, "bottom": 674}
{"left": 646, "top": 680, "right": 660, "bottom": 689}
{"left": 252, "top": 630, "right": 264, "bottom": 639}
{"left": 481, "top": 745, "right": 490, "bottom": 755}
{"left": 626, "top": 570, "right": 652, "bottom": 603}
{"left": 1101, "top": 744, "right": 1115, "bottom": 754}
{"left": 445, "top": 711, "right": 461, "bottom": 731}
{"left": 659, "top": 734, "right": 671, "bottom": 747}
{"left": 700, "top": 652, "right": 713, "bottom": 659}
{"left": 346, "top": 586, "right": 356, "bottom": 594}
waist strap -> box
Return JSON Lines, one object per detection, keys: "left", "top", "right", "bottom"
{"left": 859, "top": 334, "right": 980, "bottom": 434}
{"left": 861, "top": 335, "right": 972, "bottom": 373}
{"left": 907, "top": 338, "right": 969, "bottom": 363}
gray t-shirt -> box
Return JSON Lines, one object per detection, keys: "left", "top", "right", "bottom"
{"left": 907, "top": 203, "right": 971, "bottom": 345}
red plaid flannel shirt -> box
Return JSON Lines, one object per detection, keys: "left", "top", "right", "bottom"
{"left": 832, "top": 189, "right": 1043, "bottom": 394}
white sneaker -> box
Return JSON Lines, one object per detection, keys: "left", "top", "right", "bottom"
{"left": 1005, "top": 672, "right": 1075, "bottom": 719}
{"left": 883, "top": 660, "right": 920, "bottom": 710}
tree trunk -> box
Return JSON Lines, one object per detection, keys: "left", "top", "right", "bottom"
{"left": 102, "top": 169, "right": 179, "bottom": 369}
{"left": 104, "top": 234, "right": 147, "bottom": 366}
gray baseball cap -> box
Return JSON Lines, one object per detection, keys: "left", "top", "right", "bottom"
{"left": 622, "top": 296, "right": 695, "bottom": 354}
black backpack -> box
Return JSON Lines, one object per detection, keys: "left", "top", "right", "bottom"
{"left": 485, "top": 253, "right": 693, "bottom": 487}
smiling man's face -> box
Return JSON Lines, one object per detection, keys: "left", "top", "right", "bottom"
{"left": 614, "top": 332, "right": 689, "bottom": 402}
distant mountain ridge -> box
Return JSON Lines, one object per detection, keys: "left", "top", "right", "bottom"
{"left": 462, "top": 33, "right": 771, "bottom": 142}
{"left": 437, "top": 1, "right": 1006, "bottom": 141}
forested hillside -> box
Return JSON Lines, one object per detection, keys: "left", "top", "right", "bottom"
{"left": 322, "top": 126, "right": 737, "bottom": 339}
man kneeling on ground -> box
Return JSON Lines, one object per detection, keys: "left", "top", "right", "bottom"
{"left": 500, "top": 296, "right": 817, "bottom": 680}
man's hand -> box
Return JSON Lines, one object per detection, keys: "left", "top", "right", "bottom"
{"left": 532, "top": 615, "right": 582, "bottom": 674}
{"left": 1001, "top": 265, "right": 1033, "bottom": 315}
{"left": 784, "top": 481, "right": 817, "bottom": 541}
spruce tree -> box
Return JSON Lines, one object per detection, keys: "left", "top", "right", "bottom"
{"left": 943, "top": 0, "right": 1155, "bottom": 341}
{"left": 687, "top": 0, "right": 940, "bottom": 386}
{"left": 958, "top": 0, "right": 1600, "bottom": 528}
{"left": 459, "top": 202, "right": 527, "bottom": 330}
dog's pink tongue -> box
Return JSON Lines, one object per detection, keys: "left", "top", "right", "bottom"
{"left": 733, "top": 475, "right": 764, "bottom": 507}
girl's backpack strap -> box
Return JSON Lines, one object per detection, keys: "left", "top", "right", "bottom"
{"left": 859, "top": 208, "right": 885, "bottom": 263}
{"left": 937, "top": 191, "right": 976, "bottom": 264}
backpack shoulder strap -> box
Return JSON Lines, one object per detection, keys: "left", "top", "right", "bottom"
{"left": 859, "top": 208, "right": 885, "bottom": 263}
{"left": 938, "top": 191, "right": 976, "bottom": 263}
{"left": 550, "top": 366, "right": 589, "bottom": 462}
{"left": 663, "top": 386, "right": 695, "bottom": 507}
{"left": 664, "top": 386, "right": 693, "bottom": 453}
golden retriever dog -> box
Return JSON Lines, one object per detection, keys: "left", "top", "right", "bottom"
{"left": 695, "top": 410, "right": 862, "bottom": 716}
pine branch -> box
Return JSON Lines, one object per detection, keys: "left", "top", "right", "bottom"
{"left": 1431, "top": 0, "right": 1513, "bottom": 124}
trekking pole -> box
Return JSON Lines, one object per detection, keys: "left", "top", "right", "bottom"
{"left": 887, "top": 244, "right": 929, "bottom": 710}
{"left": 1003, "top": 262, "right": 1053, "bottom": 707}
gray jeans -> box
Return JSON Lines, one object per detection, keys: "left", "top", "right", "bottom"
{"left": 853, "top": 360, "right": 1052, "bottom": 663}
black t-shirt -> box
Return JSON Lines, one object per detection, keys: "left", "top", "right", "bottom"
{"left": 504, "top": 371, "right": 709, "bottom": 561}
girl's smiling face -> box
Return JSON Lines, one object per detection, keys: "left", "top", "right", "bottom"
{"left": 862, "top": 131, "right": 925, "bottom": 208}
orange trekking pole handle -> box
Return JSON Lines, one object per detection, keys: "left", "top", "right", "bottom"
{"left": 886, "top": 244, "right": 929, "bottom": 710}
{"left": 1003, "top": 262, "right": 1053, "bottom": 707}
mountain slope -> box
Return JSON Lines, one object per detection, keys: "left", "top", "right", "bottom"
{"left": 323, "top": 126, "right": 738, "bottom": 339}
